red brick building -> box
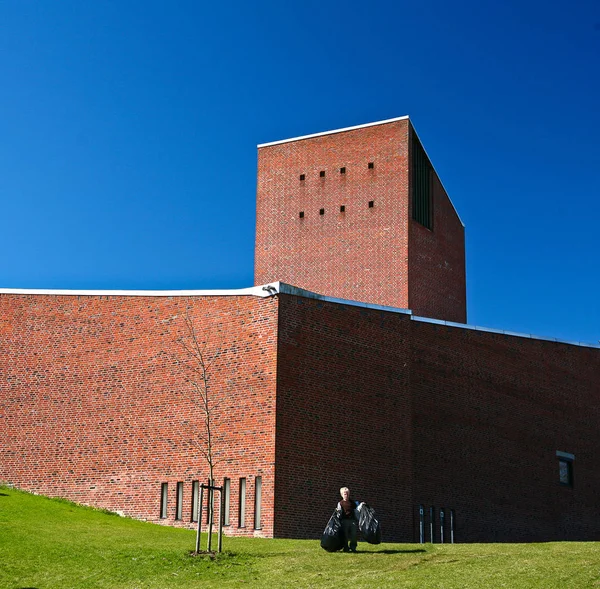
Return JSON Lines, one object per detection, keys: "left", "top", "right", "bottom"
{"left": 1, "top": 118, "right": 599, "bottom": 542}
{"left": 255, "top": 116, "right": 466, "bottom": 324}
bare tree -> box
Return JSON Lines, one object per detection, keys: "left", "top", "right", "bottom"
{"left": 174, "top": 308, "right": 223, "bottom": 553}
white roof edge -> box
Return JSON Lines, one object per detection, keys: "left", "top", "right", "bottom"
{"left": 2, "top": 282, "right": 596, "bottom": 350}
{"left": 277, "top": 282, "right": 412, "bottom": 315}
{"left": 0, "top": 283, "right": 282, "bottom": 299}
{"left": 257, "top": 116, "right": 410, "bottom": 148}
{"left": 411, "top": 315, "right": 600, "bottom": 350}
{"left": 257, "top": 116, "right": 464, "bottom": 229}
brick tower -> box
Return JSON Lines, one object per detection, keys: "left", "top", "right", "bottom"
{"left": 254, "top": 116, "right": 467, "bottom": 323}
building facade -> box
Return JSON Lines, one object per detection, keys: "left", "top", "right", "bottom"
{"left": 1, "top": 117, "right": 599, "bottom": 542}
{"left": 255, "top": 116, "right": 467, "bottom": 324}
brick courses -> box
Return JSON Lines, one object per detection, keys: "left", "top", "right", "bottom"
{"left": 1, "top": 117, "right": 598, "bottom": 543}
{"left": 273, "top": 294, "right": 413, "bottom": 539}
{"left": 255, "top": 118, "right": 466, "bottom": 323}
{"left": 409, "top": 319, "right": 600, "bottom": 542}
{"left": 0, "top": 292, "right": 279, "bottom": 537}
{"left": 1, "top": 287, "right": 599, "bottom": 542}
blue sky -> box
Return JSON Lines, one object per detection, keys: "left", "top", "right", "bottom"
{"left": 1, "top": 1, "right": 598, "bottom": 345}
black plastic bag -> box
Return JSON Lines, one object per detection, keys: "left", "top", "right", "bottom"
{"left": 320, "top": 510, "right": 344, "bottom": 552}
{"left": 358, "top": 503, "right": 382, "bottom": 544}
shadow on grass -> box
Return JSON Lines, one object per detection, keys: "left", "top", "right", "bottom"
{"left": 0, "top": 492, "right": 10, "bottom": 497}
{"left": 358, "top": 549, "right": 428, "bottom": 554}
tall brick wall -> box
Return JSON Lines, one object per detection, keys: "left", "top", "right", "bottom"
{"left": 410, "top": 319, "right": 600, "bottom": 542}
{"left": 255, "top": 119, "right": 411, "bottom": 310}
{"left": 274, "top": 294, "right": 414, "bottom": 541}
{"left": 0, "top": 292, "right": 279, "bottom": 537}
{"left": 255, "top": 118, "right": 467, "bottom": 323}
{"left": 1, "top": 289, "right": 598, "bottom": 542}
{"left": 408, "top": 128, "right": 466, "bottom": 323}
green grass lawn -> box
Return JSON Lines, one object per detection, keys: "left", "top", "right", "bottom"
{"left": 1, "top": 486, "right": 598, "bottom": 588}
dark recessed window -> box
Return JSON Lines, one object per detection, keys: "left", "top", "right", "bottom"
{"left": 368, "top": 162, "right": 374, "bottom": 169}
{"left": 299, "top": 174, "right": 305, "bottom": 181}
{"left": 340, "top": 205, "right": 346, "bottom": 213}
{"left": 239, "top": 478, "right": 246, "bottom": 528}
{"left": 368, "top": 201, "right": 374, "bottom": 208}
{"left": 320, "top": 170, "right": 325, "bottom": 178}
{"left": 223, "top": 478, "right": 231, "bottom": 526}
{"left": 411, "top": 133, "right": 433, "bottom": 229}
{"left": 191, "top": 480, "right": 199, "bottom": 522}
{"left": 340, "top": 167, "right": 346, "bottom": 174}
{"left": 299, "top": 211, "right": 304, "bottom": 219}
{"left": 254, "top": 476, "right": 262, "bottom": 530}
{"left": 557, "top": 451, "right": 574, "bottom": 487}
{"left": 319, "top": 208, "right": 325, "bottom": 215}
{"left": 175, "top": 482, "right": 183, "bottom": 520}
{"left": 160, "top": 483, "right": 168, "bottom": 519}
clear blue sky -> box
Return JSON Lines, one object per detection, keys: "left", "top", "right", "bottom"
{"left": 1, "top": 1, "right": 599, "bottom": 345}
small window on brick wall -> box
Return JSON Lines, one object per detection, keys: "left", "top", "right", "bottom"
{"left": 254, "top": 476, "right": 262, "bottom": 530}
{"left": 223, "top": 478, "right": 231, "bottom": 526}
{"left": 191, "top": 480, "right": 199, "bottom": 522}
{"left": 557, "top": 451, "right": 574, "bottom": 487}
{"left": 175, "top": 482, "right": 183, "bottom": 520}
{"left": 239, "top": 477, "right": 246, "bottom": 528}
{"left": 411, "top": 133, "right": 433, "bottom": 229}
{"left": 160, "top": 483, "right": 168, "bottom": 519}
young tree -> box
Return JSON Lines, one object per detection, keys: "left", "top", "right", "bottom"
{"left": 175, "top": 308, "right": 223, "bottom": 553}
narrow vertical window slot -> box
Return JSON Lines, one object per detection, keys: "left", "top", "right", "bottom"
{"left": 160, "top": 483, "right": 168, "bottom": 519}
{"left": 175, "top": 481, "right": 183, "bottom": 520}
{"left": 191, "top": 480, "right": 199, "bottom": 522}
{"left": 254, "top": 476, "right": 262, "bottom": 530}
{"left": 223, "top": 478, "right": 231, "bottom": 526}
{"left": 239, "top": 478, "right": 246, "bottom": 527}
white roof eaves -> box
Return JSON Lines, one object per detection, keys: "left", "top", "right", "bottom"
{"left": 2, "top": 282, "right": 597, "bottom": 350}
{"left": 0, "top": 284, "right": 280, "bottom": 299}
{"left": 257, "top": 116, "right": 410, "bottom": 148}
{"left": 411, "top": 315, "right": 600, "bottom": 350}
{"left": 276, "top": 282, "right": 412, "bottom": 315}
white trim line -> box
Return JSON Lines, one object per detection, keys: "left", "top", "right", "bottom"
{"left": 277, "top": 283, "right": 412, "bottom": 315}
{"left": 0, "top": 284, "right": 281, "bottom": 299}
{"left": 257, "top": 116, "right": 409, "bottom": 148}
{"left": 411, "top": 315, "right": 600, "bottom": 350}
{"left": 2, "top": 282, "right": 597, "bottom": 350}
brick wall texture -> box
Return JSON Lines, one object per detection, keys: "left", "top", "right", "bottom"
{"left": 255, "top": 119, "right": 466, "bottom": 323}
{"left": 2, "top": 290, "right": 598, "bottom": 542}
{"left": 1, "top": 117, "right": 598, "bottom": 543}
{"left": 0, "top": 293, "right": 280, "bottom": 537}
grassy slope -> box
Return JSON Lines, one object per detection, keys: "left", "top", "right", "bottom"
{"left": 1, "top": 486, "right": 598, "bottom": 588}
